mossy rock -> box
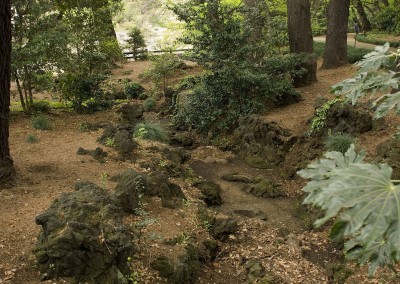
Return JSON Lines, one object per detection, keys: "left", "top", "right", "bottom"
{"left": 193, "top": 180, "right": 222, "bottom": 207}
{"left": 221, "top": 172, "right": 252, "bottom": 183}
{"left": 242, "top": 178, "right": 284, "bottom": 198}
{"left": 33, "top": 183, "right": 134, "bottom": 283}
{"left": 376, "top": 138, "right": 400, "bottom": 179}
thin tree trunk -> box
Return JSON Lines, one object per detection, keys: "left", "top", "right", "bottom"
{"left": 14, "top": 73, "right": 27, "bottom": 112}
{"left": 354, "top": 0, "right": 372, "bottom": 31}
{"left": 287, "top": 0, "right": 317, "bottom": 87}
{"left": 0, "top": 0, "right": 16, "bottom": 186}
{"left": 322, "top": 0, "right": 350, "bottom": 69}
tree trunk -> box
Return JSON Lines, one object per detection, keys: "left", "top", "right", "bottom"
{"left": 0, "top": 0, "right": 15, "bottom": 186}
{"left": 287, "top": 0, "right": 317, "bottom": 87}
{"left": 322, "top": 0, "right": 350, "bottom": 69}
{"left": 354, "top": 0, "right": 372, "bottom": 31}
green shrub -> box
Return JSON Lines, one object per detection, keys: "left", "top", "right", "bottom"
{"left": 324, "top": 132, "right": 355, "bottom": 153}
{"left": 143, "top": 98, "right": 156, "bottom": 112}
{"left": 26, "top": 134, "right": 38, "bottom": 143}
{"left": 58, "top": 73, "right": 107, "bottom": 111}
{"left": 347, "top": 46, "right": 371, "bottom": 63}
{"left": 313, "top": 42, "right": 325, "bottom": 58}
{"left": 31, "top": 100, "right": 51, "bottom": 113}
{"left": 372, "top": 6, "right": 400, "bottom": 34}
{"left": 355, "top": 35, "right": 400, "bottom": 48}
{"left": 134, "top": 122, "right": 169, "bottom": 142}
{"left": 32, "top": 115, "right": 53, "bottom": 130}
{"left": 124, "top": 82, "right": 145, "bottom": 99}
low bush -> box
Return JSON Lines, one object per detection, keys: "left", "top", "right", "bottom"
{"left": 124, "top": 82, "right": 145, "bottom": 99}
{"left": 32, "top": 115, "right": 53, "bottom": 130}
{"left": 134, "top": 122, "right": 169, "bottom": 142}
{"left": 143, "top": 98, "right": 156, "bottom": 112}
{"left": 355, "top": 35, "right": 400, "bottom": 48}
{"left": 31, "top": 100, "right": 51, "bottom": 113}
{"left": 26, "top": 134, "right": 38, "bottom": 143}
{"left": 324, "top": 132, "right": 355, "bottom": 153}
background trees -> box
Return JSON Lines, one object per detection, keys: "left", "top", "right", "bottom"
{"left": 0, "top": 0, "right": 15, "bottom": 185}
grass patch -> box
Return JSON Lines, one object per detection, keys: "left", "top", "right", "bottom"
{"left": 32, "top": 115, "right": 53, "bottom": 130}
{"left": 325, "top": 132, "right": 355, "bottom": 154}
{"left": 143, "top": 98, "right": 156, "bottom": 112}
{"left": 26, "top": 134, "right": 38, "bottom": 143}
{"left": 134, "top": 121, "right": 169, "bottom": 142}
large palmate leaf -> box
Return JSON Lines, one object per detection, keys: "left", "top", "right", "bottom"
{"left": 298, "top": 145, "right": 400, "bottom": 276}
{"left": 356, "top": 43, "right": 391, "bottom": 73}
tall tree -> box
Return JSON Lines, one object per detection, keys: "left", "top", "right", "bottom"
{"left": 287, "top": 0, "right": 317, "bottom": 87}
{"left": 0, "top": 0, "right": 15, "bottom": 186}
{"left": 322, "top": 0, "right": 350, "bottom": 69}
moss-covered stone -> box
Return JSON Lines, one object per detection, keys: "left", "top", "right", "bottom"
{"left": 193, "top": 180, "right": 222, "bottom": 207}
{"left": 33, "top": 184, "right": 135, "bottom": 284}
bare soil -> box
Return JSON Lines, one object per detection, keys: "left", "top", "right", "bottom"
{"left": 1, "top": 60, "right": 400, "bottom": 284}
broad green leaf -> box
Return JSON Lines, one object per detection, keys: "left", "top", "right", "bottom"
{"left": 357, "top": 43, "right": 391, "bottom": 73}
{"left": 298, "top": 145, "right": 400, "bottom": 276}
{"left": 373, "top": 91, "right": 400, "bottom": 119}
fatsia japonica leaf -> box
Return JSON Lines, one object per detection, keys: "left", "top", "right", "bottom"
{"left": 356, "top": 43, "right": 391, "bottom": 73}
{"left": 298, "top": 145, "right": 400, "bottom": 276}
{"left": 373, "top": 91, "right": 400, "bottom": 119}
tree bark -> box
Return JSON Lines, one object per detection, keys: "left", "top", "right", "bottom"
{"left": 287, "top": 0, "right": 317, "bottom": 87}
{"left": 354, "top": 0, "right": 372, "bottom": 31}
{"left": 0, "top": 0, "right": 15, "bottom": 186}
{"left": 322, "top": 0, "right": 350, "bottom": 69}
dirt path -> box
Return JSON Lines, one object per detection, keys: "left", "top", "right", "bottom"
{"left": 190, "top": 157, "right": 304, "bottom": 233}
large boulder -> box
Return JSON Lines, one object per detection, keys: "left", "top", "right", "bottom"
{"left": 33, "top": 183, "right": 134, "bottom": 283}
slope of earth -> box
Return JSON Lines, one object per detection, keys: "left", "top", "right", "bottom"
{"left": 1, "top": 59, "right": 400, "bottom": 284}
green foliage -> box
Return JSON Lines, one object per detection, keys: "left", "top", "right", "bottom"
{"left": 105, "top": 138, "right": 115, "bottom": 147}
{"left": 172, "top": 0, "right": 304, "bottom": 133}
{"left": 26, "top": 134, "right": 38, "bottom": 144}
{"left": 124, "top": 82, "right": 145, "bottom": 99}
{"left": 308, "top": 97, "right": 344, "bottom": 136}
{"left": 126, "top": 27, "right": 146, "bottom": 60}
{"left": 298, "top": 145, "right": 400, "bottom": 276}
{"left": 32, "top": 115, "right": 53, "bottom": 130}
{"left": 301, "top": 45, "right": 400, "bottom": 275}
{"left": 134, "top": 122, "right": 169, "bottom": 142}
{"left": 324, "top": 132, "right": 355, "bottom": 153}
{"left": 372, "top": 6, "right": 400, "bottom": 34}
{"left": 31, "top": 100, "right": 51, "bottom": 113}
{"left": 58, "top": 73, "right": 108, "bottom": 111}
{"left": 332, "top": 44, "right": 398, "bottom": 111}
{"left": 143, "top": 98, "right": 156, "bottom": 112}
{"left": 141, "top": 53, "right": 182, "bottom": 94}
